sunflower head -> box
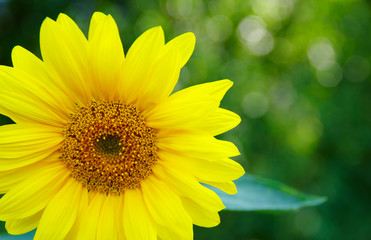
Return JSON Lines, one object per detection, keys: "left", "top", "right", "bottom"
{"left": 61, "top": 100, "right": 158, "bottom": 195}
{"left": 0, "top": 12, "right": 244, "bottom": 240}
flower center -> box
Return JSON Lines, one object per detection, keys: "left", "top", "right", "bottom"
{"left": 60, "top": 100, "right": 157, "bottom": 195}
{"left": 96, "top": 134, "right": 122, "bottom": 155}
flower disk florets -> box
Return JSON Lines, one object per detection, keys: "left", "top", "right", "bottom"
{"left": 60, "top": 100, "right": 157, "bottom": 195}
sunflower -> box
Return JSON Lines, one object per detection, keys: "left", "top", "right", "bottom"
{"left": 0, "top": 12, "right": 244, "bottom": 240}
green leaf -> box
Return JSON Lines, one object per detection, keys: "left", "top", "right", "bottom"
{"left": 209, "top": 174, "right": 326, "bottom": 212}
{"left": 0, "top": 231, "right": 34, "bottom": 240}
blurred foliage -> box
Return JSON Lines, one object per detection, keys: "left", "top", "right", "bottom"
{"left": 0, "top": 0, "right": 371, "bottom": 239}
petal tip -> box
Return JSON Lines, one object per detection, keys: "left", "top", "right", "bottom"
{"left": 221, "top": 79, "right": 233, "bottom": 88}
{"left": 181, "top": 32, "right": 196, "bottom": 44}
{"left": 229, "top": 183, "right": 239, "bottom": 195}
{"left": 41, "top": 16, "right": 55, "bottom": 28}
{"left": 150, "top": 26, "right": 165, "bottom": 36}
{"left": 234, "top": 113, "right": 242, "bottom": 126}
{"left": 56, "top": 13, "right": 72, "bottom": 23}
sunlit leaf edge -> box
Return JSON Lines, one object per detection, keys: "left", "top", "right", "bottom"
{"left": 206, "top": 174, "right": 327, "bottom": 212}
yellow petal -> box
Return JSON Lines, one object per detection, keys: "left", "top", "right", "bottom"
{"left": 64, "top": 187, "right": 89, "bottom": 240}
{"left": 11, "top": 45, "right": 75, "bottom": 114}
{"left": 198, "top": 108, "right": 241, "bottom": 136}
{"left": 158, "top": 150, "right": 245, "bottom": 183}
{"left": 77, "top": 193, "right": 105, "bottom": 240}
{"left": 154, "top": 164, "right": 225, "bottom": 212}
{"left": 0, "top": 160, "right": 52, "bottom": 194}
{"left": 174, "top": 79, "right": 233, "bottom": 102}
{"left": 97, "top": 195, "right": 120, "bottom": 240}
{"left": 181, "top": 198, "right": 220, "bottom": 228}
{"left": 0, "top": 66, "right": 69, "bottom": 126}
{"left": 142, "top": 175, "right": 193, "bottom": 239}
{"left": 146, "top": 80, "right": 232, "bottom": 130}
{"left": 122, "top": 29, "right": 195, "bottom": 111}
{"left": 0, "top": 149, "right": 59, "bottom": 172}
{"left": 157, "top": 224, "right": 192, "bottom": 240}
{"left": 203, "top": 181, "right": 238, "bottom": 195}
{"left": 40, "top": 14, "right": 91, "bottom": 105}
{"left": 119, "top": 26, "right": 165, "bottom": 104}
{"left": 0, "top": 124, "right": 62, "bottom": 171}
{"left": 34, "top": 178, "right": 82, "bottom": 240}
{"left": 117, "top": 197, "right": 125, "bottom": 240}
{"left": 123, "top": 189, "right": 157, "bottom": 240}
{"left": 88, "top": 12, "right": 107, "bottom": 40}
{"left": 165, "top": 32, "right": 195, "bottom": 68}
{"left": 136, "top": 43, "right": 181, "bottom": 111}
{"left": 5, "top": 210, "right": 43, "bottom": 235}
{"left": 88, "top": 13, "right": 124, "bottom": 100}
{"left": 0, "top": 163, "right": 68, "bottom": 220}
{"left": 157, "top": 129, "right": 240, "bottom": 159}
{"left": 0, "top": 123, "right": 62, "bottom": 143}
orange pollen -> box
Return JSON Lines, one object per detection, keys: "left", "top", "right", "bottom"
{"left": 60, "top": 100, "right": 158, "bottom": 195}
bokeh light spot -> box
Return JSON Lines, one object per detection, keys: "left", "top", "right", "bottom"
{"left": 270, "top": 81, "right": 296, "bottom": 110}
{"left": 242, "top": 92, "right": 269, "bottom": 118}
{"left": 238, "top": 16, "right": 266, "bottom": 42}
{"left": 206, "top": 15, "right": 233, "bottom": 42}
{"left": 316, "top": 61, "right": 343, "bottom": 87}
{"left": 307, "top": 38, "right": 336, "bottom": 70}
{"left": 251, "top": 0, "right": 295, "bottom": 22}
{"left": 238, "top": 16, "right": 275, "bottom": 56}
{"left": 344, "top": 55, "right": 370, "bottom": 83}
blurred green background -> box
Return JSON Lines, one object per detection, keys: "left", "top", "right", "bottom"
{"left": 0, "top": 0, "right": 370, "bottom": 239}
